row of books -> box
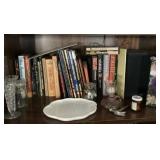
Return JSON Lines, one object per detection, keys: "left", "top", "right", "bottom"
{"left": 16, "top": 46, "right": 154, "bottom": 103}
{"left": 16, "top": 47, "right": 119, "bottom": 98}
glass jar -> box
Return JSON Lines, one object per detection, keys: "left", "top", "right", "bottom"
{"left": 131, "top": 95, "right": 143, "bottom": 111}
{"left": 16, "top": 79, "right": 27, "bottom": 108}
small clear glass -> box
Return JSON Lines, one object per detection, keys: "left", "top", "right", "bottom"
{"left": 105, "top": 81, "right": 116, "bottom": 97}
{"left": 16, "top": 79, "right": 27, "bottom": 108}
{"left": 4, "top": 80, "right": 21, "bottom": 119}
{"left": 83, "top": 82, "right": 97, "bottom": 101}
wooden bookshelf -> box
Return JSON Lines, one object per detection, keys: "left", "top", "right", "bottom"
{"left": 4, "top": 34, "right": 156, "bottom": 124}
{"left": 4, "top": 96, "right": 156, "bottom": 124}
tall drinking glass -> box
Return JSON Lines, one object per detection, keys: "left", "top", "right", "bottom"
{"left": 4, "top": 76, "right": 21, "bottom": 119}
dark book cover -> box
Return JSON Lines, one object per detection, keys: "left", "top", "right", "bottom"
{"left": 32, "top": 58, "right": 40, "bottom": 95}
{"left": 71, "top": 50, "right": 83, "bottom": 97}
{"left": 57, "top": 61, "right": 66, "bottom": 98}
{"left": 97, "top": 54, "right": 103, "bottom": 98}
{"left": 58, "top": 50, "right": 71, "bottom": 97}
{"left": 77, "top": 58, "right": 85, "bottom": 90}
{"left": 86, "top": 55, "right": 92, "bottom": 82}
{"left": 30, "top": 59, "right": 36, "bottom": 95}
{"left": 61, "top": 50, "right": 74, "bottom": 98}
{"left": 63, "top": 50, "right": 76, "bottom": 98}
{"left": 124, "top": 50, "right": 151, "bottom": 101}
{"left": 42, "top": 58, "right": 48, "bottom": 96}
{"left": 68, "top": 50, "right": 80, "bottom": 98}
{"left": 38, "top": 57, "right": 45, "bottom": 96}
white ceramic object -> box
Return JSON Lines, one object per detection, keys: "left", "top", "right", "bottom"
{"left": 43, "top": 98, "right": 97, "bottom": 121}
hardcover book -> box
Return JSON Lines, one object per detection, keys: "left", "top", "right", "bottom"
{"left": 97, "top": 54, "right": 103, "bottom": 97}
{"left": 92, "top": 56, "right": 98, "bottom": 83}
{"left": 58, "top": 50, "right": 71, "bottom": 97}
{"left": 18, "top": 56, "right": 26, "bottom": 80}
{"left": 116, "top": 49, "right": 151, "bottom": 99}
{"left": 45, "top": 58, "right": 55, "bottom": 97}
{"left": 83, "top": 61, "right": 89, "bottom": 83}
{"left": 68, "top": 50, "right": 80, "bottom": 98}
{"left": 42, "top": 58, "right": 49, "bottom": 96}
{"left": 71, "top": 50, "right": 82, "bottom": 97}
{"left": 116, "top": 49, "right": 127, "bottom": 99}
{"left": 52, "top": 56, "right": 61, "bottom": 98}
{"left": 108, "top": 54, "right": 116, "bottom": 83}
{"left": 64, "top": 50, "right": 76, "bottom": 98}
{"left": 32, "top": 58, "right": 40, "bottom": 95}
{"left": 102, "top": 54, "right": 110, "bottom": 96}
{"left": 24, "top": 55, "right": 32, "bottom": 97}
{"left": 57, "top": 62, "right": 66, "bottom": 98}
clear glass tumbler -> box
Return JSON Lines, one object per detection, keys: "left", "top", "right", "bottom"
{"left": 105, "top": 81, "right": 116, "bottom": 97}
{"left": 4, "top": 80, "right": 21, "bottom": 119}
{"left": 16, "top": 79, "right": 27, "bottom": 108}
{"left": 83, "top": 82, "right": 97, "bottom": 100}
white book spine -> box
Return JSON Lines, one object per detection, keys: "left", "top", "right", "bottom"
{"left": 18, "top": 56, "right": 26, "bottom": 80}
{"left": 102, "top": 54, "right": 110, "bottom": 96}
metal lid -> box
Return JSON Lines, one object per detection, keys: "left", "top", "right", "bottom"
{"left": 132, "top": 95, "right": 143, "bottom": 102}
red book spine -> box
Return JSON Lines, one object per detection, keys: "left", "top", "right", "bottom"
{"left": 92, "top": 56, "right": 98, "bottom": 82}
{"left": 24, "top": 55, "right": 32, "bottom": 97}
{"left": 108, "top": 55, "right": 116, "bottom": 83}
{"left": 83, "top": 61, "right": 89, "bottom": 83}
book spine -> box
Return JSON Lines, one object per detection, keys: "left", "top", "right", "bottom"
{"left": 86, "top": 50, "right": 119, "bottom": 55}
{"left": 30, "top": 60, "right": 36, "bottom": 95}
{"left": 68, "top": 50, "right": 80, "bottom": 98}
{"left": 64, "top": 50, "right": 76, "bottom": 98}
{"left": 102, "top": 54, "right": 110, "bottom": 96}
{"left": 18, "top": 56, "right": 26, "bottom": 80}
{"left": 58, "top": 62, "right": 66, "bottom": 98}
{"left": 86, "top": 47, "right": 119, "bottom": 51}
{"left": 116, "top": 49, "right": 127, "bottom": 99}
{"left": 61, "top": 50, "right": 74, "bottom": 97}
{"left": 77, "top": 58, "right": 85, "bottom": 89}
{"left": 92, "top": 56, "right": 98, "bottom": 83}
{"left": 108, "top": 54, "right": 116, "bottom": 83}
{"left": 52, "top": 56, "right": 61, "bottom": 98}
{"left": 45, "top": 59, "right": 55, "bottom": 97}
{"left": 24, "top": 56, "right": 32, "bottom": 97}
{"left": 39, "top": 58, "right": 45, "bottom": 96}
{"left": 79, "top": 59, "right": 86, "bottom": 87}
{"left": 33, "top": 58, "right": 40, "bottom": 95}
{"left": 58, "top": 51, "right": 71, "bottom": 97}
{"left": 83, "top": 61, "right": 89, "bottom": 83}
{"left": 37, "top": 60, "right": 43, "bottom": 96}
{"left": 86, "top": 56, "right": 92, "bottom": 82}
{"left": 71, "top": 50, "right": 83, "bottom": 97}
{"left": 97, "top": 54, "right": 103, "bottom": 97}
{"left": 42, "top": 58, "right": 49, "bottom": 96}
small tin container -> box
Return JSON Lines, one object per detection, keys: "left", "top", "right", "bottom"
{"left": 131, "top": 95, "right": 143, "bottom": 111}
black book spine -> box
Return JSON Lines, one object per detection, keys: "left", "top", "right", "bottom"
{"left": 57, "top": 61, "right": 67, "bottom": 98}
{"left": 97, "top": 54, "right": 103, "bottom": 98}
{"left": 31, "top": 59, "right": 36, "bottom": 95}
{"left": 38, "top": 57, "right": 45, "bottom": 96}
{"left": 86, "top": 55, "right": 92, "bottom": 82}
{"left": 33, "top": 58, "right": 40, "bottom": 95}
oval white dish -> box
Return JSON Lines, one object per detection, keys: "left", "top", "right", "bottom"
{"left": 43, "top": 98, "right": 97, "bottom": 121}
